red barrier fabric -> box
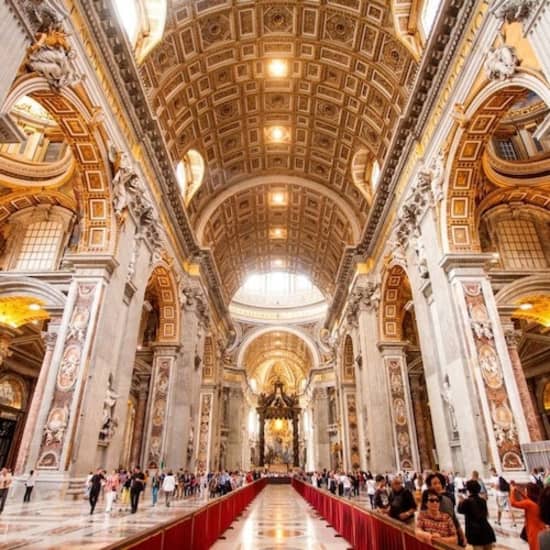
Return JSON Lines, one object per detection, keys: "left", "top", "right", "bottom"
{"left": 352, "top": 506, "right": 369, "bottom": 550}
{"left": 341, "top": 500, "right": 353, "bottom": 544}
{"left": 128, "top": 532, "right": 163, "bottom": 550}
{"left": 164, "top": 517, "right": 192, "bottom": 550}
{"left": 191, "top": 507, "right": 209, "bottom": 550}
{"left": 370, "top": 515, "right": 404, "bottom": 550}
{"left": 292, "top": 479, "right": 440, "bottom": 550}
{"left": 206, "top": 501, "right": 221, "bottom": 548}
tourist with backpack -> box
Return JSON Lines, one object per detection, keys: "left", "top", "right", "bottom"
{"left": 489, "top": 468, "right": 517, "bottom": 527}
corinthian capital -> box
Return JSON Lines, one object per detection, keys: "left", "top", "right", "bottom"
{"left": 347, "top": 282, "right": 381, "bottom": 323}
{"left": 393, "top": 170, "right": 434, "bottom": 248}
{"left": 493, "top": 0, "right": 539, "bottom": 25}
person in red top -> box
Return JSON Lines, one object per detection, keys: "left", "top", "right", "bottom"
{"left": 510, "top": 481, "right": 546, "bottom": 550}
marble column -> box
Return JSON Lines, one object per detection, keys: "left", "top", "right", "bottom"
{"left": 15, "top": 318, "right": 61, "bottom": 475}
{"left": 129, "top": 380, "right": 149, "bottom": 467}
{"left": 525, "top": 2, "right": 550, "bottom": 83}
{"left": 312, "top": 388, "right": 330, "bottom": 470}
{"left": 196, "top": 391, "right": 214, "bottom": 470}
{"left": 501, "top": 321, "right": 543, "bottom": 442}
{"left": 409, "top": 375, "right": 433, "bottom": 471}
{"left": 0, "top": 2, "right": 30, "bottom": 108}
{"left": 356, "top": 301, "right": 396, "bottom": 472}
{"left": 164, "top": 299, "right": 204, "bottom": 469}
{"left": 442, "top": 256, "right": 529, "bottom": 473}
{"left": 144, "top": 345, "right": 178, "bottom": 469}
{"left": 378, "top": 343, "right": 420, "bottom": 472}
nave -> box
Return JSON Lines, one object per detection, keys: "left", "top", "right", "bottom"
{"left": 212, "top": 485, "right": 349, "bottom": 550}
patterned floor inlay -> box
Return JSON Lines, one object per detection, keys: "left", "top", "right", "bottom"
{"left": 212, "top": 485, "right": 349, "bottom": 549}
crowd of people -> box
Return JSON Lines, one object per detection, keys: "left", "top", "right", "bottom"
{"left": 303, "top": 467, "right": 550, "bottom": 549}
{"left": 82, "top": 467, "right": 262, "bottom": 515}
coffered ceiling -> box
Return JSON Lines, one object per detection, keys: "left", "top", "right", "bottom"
{"left": 140, "top": 0, "right": 417, "bottom": 299}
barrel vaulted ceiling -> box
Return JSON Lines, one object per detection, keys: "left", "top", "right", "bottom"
{"left": 140, "top": 0, "right": 418, "bottom": 299}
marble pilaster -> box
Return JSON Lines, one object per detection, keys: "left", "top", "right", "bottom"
{"left": 355, "top": 300, "right": 396, "bottom": 473}
{"left": 164, "top": 301, "right": 204, "bottom": 469}
{"left": 15, "top": 319, "right": 61, "bottom": 475}
{"left": 409, "top": 375, "right": 434, "bottom": 471}
{"left": 0, "top": 2, "right": 30, "bottom": 108}
{"left": 144, "top": 344, "right": 178, "bottom": 469}
{"left": 129, "top": 381, "right": 149, "bottom": 467}
{"left": 312, "top": 388, "right": 330, "bottom": 470}
{"left": 378, "top": 342, "right": 419, "bottom": 472}
{"left": 502, "top": 324, "right": 543, "bottom": 441}
{"left": 442, "top": 256, "right": 529, "bottom": 472}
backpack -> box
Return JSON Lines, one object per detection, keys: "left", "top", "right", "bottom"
{"left": 498, "top": 476, "right": 510, "bottom": 492}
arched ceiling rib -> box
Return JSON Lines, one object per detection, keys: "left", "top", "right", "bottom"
{"left": 141, "top": 0, "right": 417, "bottom": 300}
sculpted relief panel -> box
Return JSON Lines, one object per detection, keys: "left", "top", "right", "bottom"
{"left": 38, "top": 282, "right": 99, "bottom": 470}
{"left": 462, "top": 283, "right": 524, "bottom": 471}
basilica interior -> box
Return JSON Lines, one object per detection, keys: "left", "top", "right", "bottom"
{"left": 0, "top": 0, "right": 549, "bottom": 542}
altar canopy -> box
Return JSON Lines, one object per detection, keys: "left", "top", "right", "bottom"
{"left": 257, "top": 380, "right": 300, "bottom": 468}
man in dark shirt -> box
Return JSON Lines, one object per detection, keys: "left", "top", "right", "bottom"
{"left": 388, "top": 476, "right": 416, "bottom": 523}
{"left": 130, "top": 466, "right": 145, "bottom": 514}
{"left": 89, "top": 468, "right": 105, "bottom": 514}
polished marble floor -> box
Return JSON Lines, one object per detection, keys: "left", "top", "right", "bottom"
{"left": 0, "top": 490, "right": 206, "bottom": 549}
{"left": 212, "top": 485, "right": 349, "bottom": 550}
{"left": 0, "top": 484, "right": 529, "bottom": 550}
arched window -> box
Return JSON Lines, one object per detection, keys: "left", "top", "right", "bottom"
{"left": 480, "top": 206, "right": 550, "bottom": 271}
{"left": 543, "top": 382, "right": 550, "bottom": 411}
{"left": 371, "top": 160, "right": 381, "bottom": 190}
{"left": 351, "top": 149, "right": 381, "bottom": 202}
{"left": 0, "top": 206, "right": 74, "bottom": 272}
{"left": 0, "top": 375, "right": 26, "bottom": 410}
{"left": 112, "top": 0, "right": 167, "bottom": 63}
{"left": 420, "top": 0, "right": 442, "bottom": 37}
{"left": 176, "top": 149, "right": 205, "bottom": 206}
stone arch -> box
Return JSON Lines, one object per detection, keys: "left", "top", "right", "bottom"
{"left": 145, "top": 264, "right": 180, "bottom": 344}
{"left": 2, "top": 76, "right": 115, "bottom": 253}
{"left": 379, "top": 263, "right": 412, "bottom": 341}
{"left": 0, "top": 276, "right": 66, "bottom": 316}
{"left": 443, "top": 75, "right": 550, "bottom": 253}
{"left": 496, "top": 275, "right": 550, "bottom": 307}
{"left": 237, "top": 325, "right": 320, "bottom": 373}
{"left": 195, "top": 175, "right": 362, "bottom": 244}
